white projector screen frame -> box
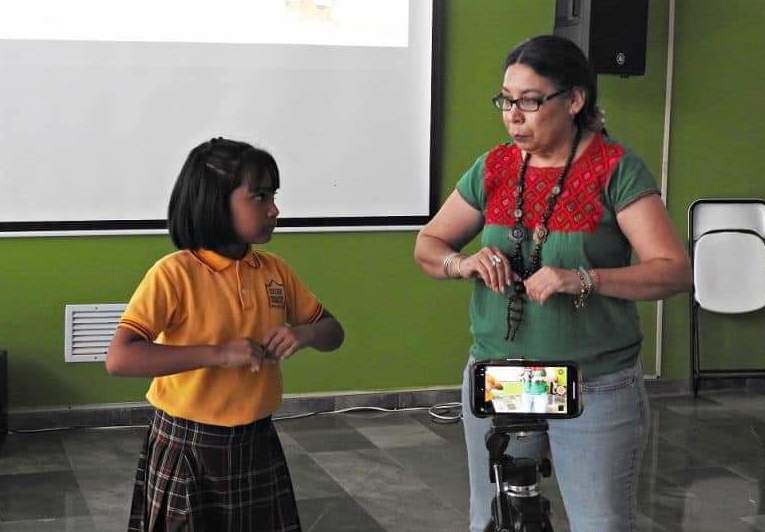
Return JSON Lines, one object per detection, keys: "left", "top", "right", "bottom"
{"left": 0, "top": 0, "right": 441, "bottom": 236}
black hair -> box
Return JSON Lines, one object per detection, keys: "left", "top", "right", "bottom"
{"left": 504, "top": 35, "right": 600, "bottom": 131}
{"left": 168, "top": 137, "right": 280, "bottom": 250}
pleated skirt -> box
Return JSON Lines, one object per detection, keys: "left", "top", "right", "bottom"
{"left": 127, "top": 409, "right": 301, "bottom": 532}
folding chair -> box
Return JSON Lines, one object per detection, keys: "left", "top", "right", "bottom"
{"left": 689, "top": 199, "right": 765, "bottom": 396}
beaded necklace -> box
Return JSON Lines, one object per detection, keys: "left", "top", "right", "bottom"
{"left": 505, "top": 127, "right": 583, "bottom": 341}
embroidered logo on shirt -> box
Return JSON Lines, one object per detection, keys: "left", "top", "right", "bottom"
{"left": 266, "top": 280, "right": 285, "bottom": 308}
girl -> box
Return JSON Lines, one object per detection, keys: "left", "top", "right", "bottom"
{"left": 107, "top": 137, "right": 344, "bottom": 532}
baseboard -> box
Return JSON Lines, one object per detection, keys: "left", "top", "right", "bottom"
{"left": 8, "top": 377, "right": 765, "bottom": 431}
{"left": 8, "top": 386, "right": 462, "bottom": 432}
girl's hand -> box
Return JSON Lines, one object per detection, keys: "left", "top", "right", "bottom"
{"left": 217, "top": 338, "right": 267, "bottom": 372}
{"left": 459, "top": 247, "right": 518, "bottom": 293}
{"left": 523, "top": 267, "right": 580, "bottom": 304}
{"left": 262, "top": 325, "right": 313, "bottom": 361}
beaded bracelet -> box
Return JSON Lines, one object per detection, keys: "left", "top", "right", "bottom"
{"left": 573, "top": 266, "right": 593, "bottom": 309}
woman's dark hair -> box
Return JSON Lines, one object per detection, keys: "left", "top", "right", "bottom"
{"left": 504, "top": 35, "right": 600, "bottom": 131}
{"left": 168, "top": 137, "right": 280, "bottom": 250}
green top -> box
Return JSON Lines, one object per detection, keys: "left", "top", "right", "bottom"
{"left": 456, "top": 133, "right": 659, "bottom": 378}
{"left": 523, "top": 368, "right": 549, "bottom": 395}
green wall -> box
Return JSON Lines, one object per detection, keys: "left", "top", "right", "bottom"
{"left": 1, "top": 0, "right": 762, "bottom": 409}
{"left": 662, "top": 0, "right": 765, "bottom": 375}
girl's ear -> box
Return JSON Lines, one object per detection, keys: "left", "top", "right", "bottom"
{"left": 569, "top": 86, "right": 586, "bottom": 117}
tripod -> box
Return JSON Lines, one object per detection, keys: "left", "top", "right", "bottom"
{"left": 483, "top": 418, "right": 554, "bottom": 532}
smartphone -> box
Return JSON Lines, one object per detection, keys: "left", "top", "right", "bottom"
{"left": 471, "top": 359, "right": 583, "bottom": 419}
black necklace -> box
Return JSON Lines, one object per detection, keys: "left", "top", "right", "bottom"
{"left": 505, "top": 127, "right": 583, "bottom": 341}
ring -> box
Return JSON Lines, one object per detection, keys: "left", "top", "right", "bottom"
{"left": 490, "top": 255, "right": 501, "bottom": 265}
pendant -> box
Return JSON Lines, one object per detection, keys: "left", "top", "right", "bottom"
{"left": 509, "top": 225, "right": 527, "bottom": 243}
{"left": 505, "top": 283, "right": 525, "bottom": 341}
{"left": 532, "top": 225, "right": 549, "bottom": 245}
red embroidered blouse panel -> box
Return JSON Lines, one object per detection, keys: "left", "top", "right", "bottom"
{"left": 484, "top": 133, "right": 625, "bottom": 233}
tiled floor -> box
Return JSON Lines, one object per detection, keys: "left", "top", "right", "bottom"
{"left": 1, "top": 389, "right": 765, "bottom": 531}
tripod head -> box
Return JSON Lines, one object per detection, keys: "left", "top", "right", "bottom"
{"left": 486, "top": 418, "right": 549, "bottom": 457}
{"left": 484, "top": 417, "right": 553, "bottom": 532}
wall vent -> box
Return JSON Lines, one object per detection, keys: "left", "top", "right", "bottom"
{"left": 64, "top": 304, "right": 126, "bottom": 362}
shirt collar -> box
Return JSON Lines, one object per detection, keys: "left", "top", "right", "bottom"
{"left": 192, "top": 248, "right": 261, "bottom": 272}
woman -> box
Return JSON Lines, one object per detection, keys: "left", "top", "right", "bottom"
{"left": 414, "top": 35, "right": 691, "bottom": 532}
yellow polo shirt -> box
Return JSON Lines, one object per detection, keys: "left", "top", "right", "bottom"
{"left": 119, "top": 248, "right": 323, "bottom": 426}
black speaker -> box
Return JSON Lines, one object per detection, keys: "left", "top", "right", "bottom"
{"left": 554, "top": 0, "right": 649, "bottom": 77}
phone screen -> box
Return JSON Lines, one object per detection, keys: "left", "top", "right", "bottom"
{"left": 472, "top": 361, "right": 581, "bottom": 418}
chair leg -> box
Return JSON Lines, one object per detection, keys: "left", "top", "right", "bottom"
{"left": 691, "top": 300, "right": 700, "bottom": 398}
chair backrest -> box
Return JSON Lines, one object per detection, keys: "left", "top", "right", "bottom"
{"left": 690, "top": 199, "right": 765, "bottom": 241}
{"left": 693, "top": 231, "right": 765, "bottom": 313}
{"left": 689, "top": 199, "right": 765, "bottom": 313}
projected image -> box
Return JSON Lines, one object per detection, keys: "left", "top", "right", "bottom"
{"left": 285, "top": 0, "right": 336, "bottom": 22}
{"left": 484, "top": 366, "right": 569, "bottom": 415}
{"left": 0, "top": 1, "right": 432, "bottom": 229}
{"left": 0, "top": 0, "right": 408, "bottom": 47}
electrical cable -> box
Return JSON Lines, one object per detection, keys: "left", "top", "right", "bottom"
{"left": 7, "top": 401, "right": 465, "bottom": 433}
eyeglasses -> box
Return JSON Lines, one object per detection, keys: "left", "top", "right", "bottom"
{"left": 491, "top": 88, "right": 569, "bottom": 112}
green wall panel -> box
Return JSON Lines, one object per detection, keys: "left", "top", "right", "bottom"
{"left": 597, "top": 0, "right": 670, "bottom": 375}
{"left": 6, "top": 0, "right": 760, "bottom": 408}
{"left": 661, "top": 0, "right": 765, "bottom": 378}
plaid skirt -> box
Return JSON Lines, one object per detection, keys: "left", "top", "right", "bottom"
{"left": 127, "top": 409, "right": 301, "bottom": 532}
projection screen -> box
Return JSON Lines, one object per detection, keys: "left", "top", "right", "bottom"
{"left": 0, "top": 0, "right": 440, "bottom": 235}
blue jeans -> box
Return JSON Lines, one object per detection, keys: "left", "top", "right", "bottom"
{"left": 462, "top": 359, "right": 650, "bottom": 532}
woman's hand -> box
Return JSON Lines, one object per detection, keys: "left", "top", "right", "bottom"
{"left": 523, "top": 266, "right": 580, "bottom": 304}
{"left": 460, "top": 247, "right": 518, "bottom": 293}
{"left": 262, "top": 325, "right": 313, "bottom": 361}
{"left": 217, "top": 338, "right": 269, "bottom": 372}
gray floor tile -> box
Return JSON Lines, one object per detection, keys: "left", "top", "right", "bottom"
{"left": 354, "top": 420, "right": 448, "bottom": 449}
{"left": 726, "top": 459, "right": 765, "bottom": 483}
{"left": 1, "top": 390, "right": 765, "bottom": 531}
{"left": 276, "top": 429, "right": 308, "bottom": 457}
{"left": 742, "top": 514, "right": 765, "bottom": 531}
{"left": 60, "top": 427, "right": 145, "bottom": 472}
{"left": 638, "top": 477, "right": 761, "bottom": 532}
{"left": 654, "top": 466, "right": 761, "bottom": 516}
{"left": 297, "top": 496, "right": 385, "bottom": 532}
{"left": 275, "top": 414, "right": 353, "bottom": 433}
{"left": 0, "top": 433, "right": 71, "bottom": 475}
{"left": 383, "top": 444, "right": 470, "bottom": 515}
{"left": 641, "top": 437, "right": 718, "bottom": 475}
{"left": 0, "top": 471, "right": 90, "bottom": 521}
{"left": 290, "top": 428, "right": 376, "bottom": 453}
{"left": 408, "top": 411, "right": 467, "bottom": 445}
{"left": 354, "top": 493, "right": 466, "bottom": 532}
{"left": 311, "top": 448, "right": 466, "bottom": 531}
{"left": 311, "top": 448, "right": 431, "bottom": 496}
{"left": 0, "top": 516, "right": 97, "bottom": 531}
{"left": 285, "top": 454, "right": 348, "bottom": 501}
{"left": 71, "top": 467, "right": 134, "bottom": 528}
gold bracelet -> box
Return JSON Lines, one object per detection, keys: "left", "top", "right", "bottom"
{"left": 442, "top": 252, "right": 457, "bottom": 277}
{"left": 442, "top": 252, "right": 462, "bottom": 279}
{"left": 589, "top": 269, "right": 600, "bottom": 293}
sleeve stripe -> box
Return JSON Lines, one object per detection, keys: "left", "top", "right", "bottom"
{"left": 308, "top": 304, "right": 325, "bottom": 324}
{"left": 119, "top": 319, "right": 154, "bottom": 341}
{"left": 615, "top": 189, "right": 660, "bottom": 213}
